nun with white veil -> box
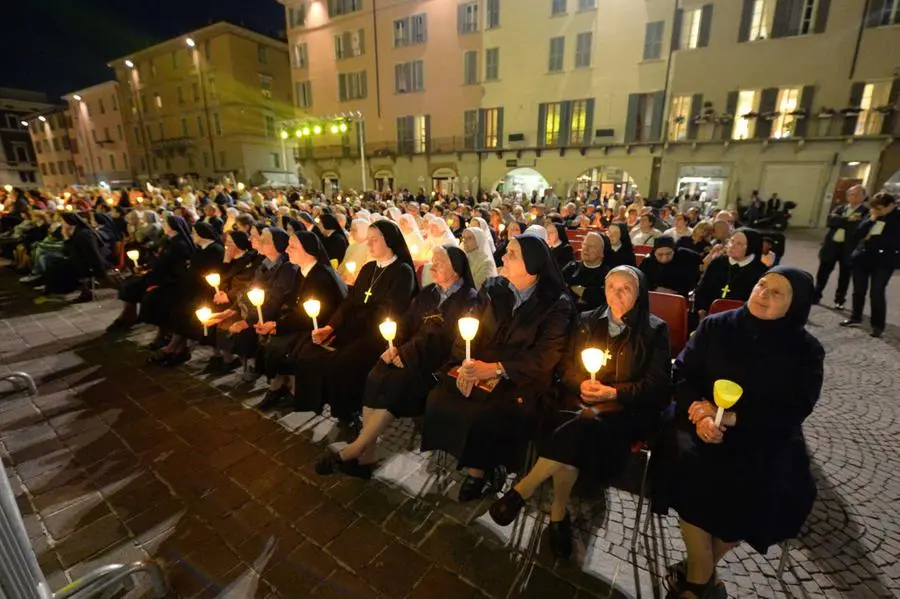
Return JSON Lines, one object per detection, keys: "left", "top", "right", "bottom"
{"left": 462, "top": 227, "right": 498, "bottom": 290}
{"left": 398, "top": 213, "right": 427, "bottom": 261}
{"left": 386, "top": 206, "right": 402, "bottom": 222}
{"left": 524, "top": 224, "right": 550, "bottom": 243}
{"left": 420, "top": 214, "right": 459, "bottom": 286}
{"left": 471, "top": 216, "right": 497, "bottom": 253}
{"left": 337, "top": 218, "right": 373, "bottom": 284}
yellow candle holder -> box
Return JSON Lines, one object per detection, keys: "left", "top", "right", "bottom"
{"left": 713, "top": 379, "right": 743, "bottom": 426}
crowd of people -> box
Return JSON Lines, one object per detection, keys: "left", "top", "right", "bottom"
{"left": 0, "top": 180, "right": 897, "bottom": 599}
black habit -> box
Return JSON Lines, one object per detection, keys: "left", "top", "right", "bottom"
{"left": 562, "top": 261, "right": 609, "bottom": 310}
{"left": 131, "top": 217, "right": 196, "bottom": 327}
{"left": 603, "top": 223, "right": 636, "bottom": 269}
{"left": 170, "top": 235, "right": 225, "bottom": 339}
{"left": 639, "top": 238, "right": 701, "bottom": 297}
{"left": 694, "top": 228, "right": 768, "bottom": 312}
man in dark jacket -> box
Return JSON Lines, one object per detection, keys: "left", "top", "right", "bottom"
{"left": 813, "top": 185, "right": 869, "bottom": 309}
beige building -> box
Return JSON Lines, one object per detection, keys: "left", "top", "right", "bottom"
{"left": 108, "top": 22, "right": 296, "bottom": 185}
{"left": 26, "top": 107, "right": 76, "bottom": 191}
{"left": 63, "top": 81, "right": 134, "bottom": 186}
{"left": 279, "top": 0, "right": 900, "bottom": 225}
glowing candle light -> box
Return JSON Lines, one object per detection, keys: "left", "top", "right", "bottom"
{"left": 379, "top": 318, "right": 397, "bottom": 349}
{"left": 65, "top": 204, "right": 73, "bottom": 212}
{"left": 581, "top": 347, "right": 612, "bottom": 382}
{"left": 409, "top": 245, "right": 418, "bottom": 258}
{"left": 499, "top": 223, "right": 506, "bottom": 233}
{"left": 713, "top": 379, "right": 743, "bottom": 427}
{"left": 3, "top": 185, "right": 12, "bottom": 193}
{"left": 205, "top": 273, "right": 221, "bottom": 293}
{"left": 303, "top": 299, "right": 321, "bottom": 330}
{"left": 345, "top": 261, "right": 357, "bottom": 274}
{"left": 247, "top": 288, "right": 266, "bottom": 323}
{"left": 196, "top": 307, "right": 212, "bottom": 336}
{"left": 126, "top": 249, "right": 140, "bottom": 269}
{"left": 458, "top": 316, "right": 480, "bottom": 361}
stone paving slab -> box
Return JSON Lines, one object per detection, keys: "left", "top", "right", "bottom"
{"left": 0, "top": 229, "right": 898, "bottom": 598}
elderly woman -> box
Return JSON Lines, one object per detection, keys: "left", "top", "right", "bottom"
{"left": 545, "top": 222, "right": 575, "bottom": 270}
{"left": 422, "top": 236, "right": 575, "bottom": 501}
{"left": 317, "top": 245, "right": 478, "bottom": 478}
{"left": 424, "top": 214, "right": 458, "bottom": 254}
{"left": 631, "top": 214, "right": 662, "bottom": 246}
{"left": 604, "top": 222, "right": 636, "bottom": 269}
{"left": 677, "top": 221, "right": 712, "bottom": 256}
{"left": 653, "top": 267, "right": 824, "bottom": 599}
{"left": 462, "top": 227, "right": 498, "bottom": 290}
{"left": 639, "top": 236, "right": 702, "bottom": 297}
{"left": 694, "top": 228, "right": 768, "bottom": 317}
{"left": 562, "top": 231, "right": 608, "bottom": 310}
{"left": 489, "top": 266, "right": 670, "bottom": 557}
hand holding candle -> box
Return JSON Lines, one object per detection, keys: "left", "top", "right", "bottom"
{"left": 580, "top": 347, "right": 611, "bottom": 381}
{"left": 195, "top": 306, "right": 212, "bottom": 336}
{"left": 379, "top": 318, "right": 398, "bottom": 349}
{"left": 303, "top": 299, "right": 321, "bottom": 330}
{"left": 713, "top": 379, "right": 743, "bottom": 427}
{"left": 126, "top": 249, "right": 140, "bottom": 270}
{"left": 247, "top": 288, "right": 266, "bottom": 323}
{"left": 205, "top": 273, "right": 221, "bottom": 293}
{"left": 458, "top": 316, "right": 480, "bottom": 361}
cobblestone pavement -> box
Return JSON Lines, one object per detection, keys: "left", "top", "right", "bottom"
{"left": 0, "top": 229, "right": 898, "bottom": 599}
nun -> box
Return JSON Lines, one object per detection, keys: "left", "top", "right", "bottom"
{"left": 562, "top": 232, "right": 608, "bottom": 310}
{"left": 292, "top": 220, "right": 417, "bottom": 429}
{"left": 316, "top": 244, "right": 478, "bottom": 479}
{"left": 462, "top": 227, "right": 498, "bottom": 290}
{"left": 653, "top": 267, "right": 824, "bottom": 599}
{"left": 694, "top": 228, "right": 769, "bottom": 317}
{"left": 317, "top": 213, "right": 349, "bottom": 264}
{"left": 639, "top": 236, "right": 702, "bottom": 298}
{"left": 398, "top": 213, "right": 427, "bottom": 261}
{"left": 493, "top": 220, "right": 525, "bottom": 267}
{"left": 545, "top": 222, "right": 575, "bottom": 270}
{"left": 421, "top": 235, "right": 575, "bottom": 501}
{"left": 43, "top": 212, "right": 110, "bottom": 298}
{"left": 256, "top": 230, "right": 348, "bottom": 409}
{"left": 604, "top": 222, "right": 636, "bottom": 269}
{"left": 337, "top": 218, "right": 373, "bottom": 284}
{"left": 489, "top": 266, "right": 671, "bottom": 558}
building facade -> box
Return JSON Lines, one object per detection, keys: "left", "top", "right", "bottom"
{"left": 0, "top": 87, "right": 52, "bottom": 189}
{"left": 279, "top": 0, "right": 899, "bottom": 225}
{"left": 26, "top": 107, "right": 75, "bottom": 191}
{"left": 108, "top": 22, "right": 296, "bottom": 185}
{"left": 64, "top": 81, "right": 134, "bottom": 186}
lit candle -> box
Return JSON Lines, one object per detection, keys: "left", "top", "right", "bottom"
{"left": 303, "top": 299, "right": 321, "bottom": 330}
{"left": 499, "top": 223, "right": 506, "bottom": 233}
{"left": 409, "top": 245, "right": 418, "bottom": 258}
{"left": 237, "top": 182, "right": 246, "bottom": 192}
{"left": 65, "top": 204, "right": 73, "bottom": 212}
{"left": 713, "top": 379, "right": 743, "bottom": 427}
{"left": 345, "top": 261, "right": 357, "bottom": 275}
{"left": 379, "top": 318, "right": 397, "bottom": 349}
{"left": 581, "top": 347, "right": 611, "bottom": 382}
{"left": 176, "top": 196, "right": 183, "bottom": 203}
{"left": 136, "top": 196, "right": 144, "bottom": 204}
{"left": 205, "top": 273, "right": 221, "bottom": 293}
{"left": 247, "top": 288, "right": 266, "bottom": 323}
{"left": 458, "top": 316, "right": 480, "bottom": 361}
{"left": 3, "top": 185, "right": 12, "bottom": 193}
{"left": 126, "top": 249, "right": 140, "bottom": 269}
{"left": 195, "top": 306, "right": 212, "bottom": 336}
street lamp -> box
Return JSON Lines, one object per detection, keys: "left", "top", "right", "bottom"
{"left": 185, "top": 37, "right": 196, "bottom": 48}
{"left": 72, "top": 94, "right": 82, "bottom": 102}
{"left": 124, "top": 59, "right": 134, "bottom": 68}
{"left": 280, "top": 130, "right": 288, "bottom": 172}
{"left": 38, "top": 116, "right": 46, "bottom": 122}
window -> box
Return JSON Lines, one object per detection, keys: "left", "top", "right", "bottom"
{"left": 771, "top": 87, "right": 800, "bottom": 138}
{"left": 395, "top": 60, "right": 425, "bottom": 93}
{"left": 62, "top": 136, "right": 71, "bottom": 150}
{"left": 292, "top": 43, "right": 308, "bottom": 68}
{"left": 265, "top": 115, "right": 276, "bottom": 138}
{"left": 177, "top": 85, "right": 185, "bottom": 105}
{"left": 41, "top": 164, "right": 47, "bottom": 176}
{"left": 92, "top": 129, "right": 98, "bottom": 143}
{"left": 634, "top": 94, "right": 658, "bottom": 142}
{"left": 288, "top": 4, "right": 306, "bottom": 27}
{"left": 880, "top": 0, "right": 900, "bottom": 25}
{"left": 855, "top": 82, "right": 892, "bottom": 136}
{"left": 732, "top": 90, "right": 759, "bottom": 139}
{"left": 551, "top": 0, "right": 566, "bottom": 15}
{"left": 193, "top": 82, "right": 200, "bottom": 102}
{"left": 158, "top": 122, "right": 164, "bottom": 140}
{"left": 139, "top": 92, "right": 147, "bottom": 113}
{"left": 134, "top": 126, "right": 142, "bottom": 145}
{"left": 570, "top": 100, "right": 589, "bottom": 144}
{"left": 271, "top": 152, "right": 281, "bottom": 169}
{"left": 203, "top": 152, "right": 209, "bottom": 168}
{"left": 109, "top": 154, "right": 116, "bottom": 170}
{"left": 643, "top": 21, "right": 664, "bottom": 60}
{"left": 397, "top": 115, "right": 429, "bottom": 154}
{"left": 334, "top": 29, "right": 365, "bottom": 59}
{"left": 181, "top": 117, "right": 190, "bottom": 137}
{"left": 149, "top": 60, "right": 156, "bottom": 78}
{"left": 52, "top": 138, "right": 60, "bottom": 152}
{"left": 484, "top": 108, "right": 501, "bottom": 148}
{"left": 104, "top": 127, "right": 111, "bottom": 140}
{"left": 14, "top": 145, "right": 28, "bottom": 162}
{"left": 99, "top": 98, "right": 106, "bottom": 114}
{"left": 463, "top": 51, "right": 478, "bottom": 85}
{"left": 485, "top": 48, "right": 499, "bottom": 81}
{"left": 123, "top": 154, "right": 128, "bottom": 170}
{"left": 146, "top": 125, "right": 153, "bottom": 142}
{"left": 543, "top": 102, "right": 562, "bottom": 146}
{"left": 464, "top": 110, "right": 479, "bottom": 149}
{"left": 486, "top": 0, "right": 500, "bottom": 28}
{"left": 749, "top": 0, "right": 771, "bottom": 40}
{"left": 549, "top": 37, "right": 565, "bottom": 72}
{"left": 459, "top": 2, "right": 479, "bottom": 34}
{"left": 117, "top": 124, "right": 123, "bottom": 140}
{"left": 394, "top": 14, "right": 427, "bottom": 46}
{"left": 578, "top": 0, "right": 596, "bottom": 9}
{"left": 798, "top": 0, "right": 820, "bottom": 35}
{"left": 69, "top": 160, "right": 76, "bottom": 174}
{"left": 207, "top": 74, "right": 217, "bottom": 99}
{"left": 213, "top": 113, "right": 222, "bottom": 136}
{"left": 258, "top": 44, "right": 268, "bottom": 64}
{"left": 197, "top": 115, "right": 205, "bottom": 137}
{"left": 338, "top": 71, "right": 368, "bottom": 101}
{"left": 296, "top": 81, "right": 313, "bottom": 107}
{"left": 328, "top": 0, "right": 362, "bottom": 17}
{"left": 682, "top": 8, "right": 703, "bottom": 49}
{"left": 575, "top": 32, "right": 593, "bottom": 67}
{"left": 172, "top": 50, "right": 179, "bottom": 70}
{"left": 260, "top": 74, "right": 273, "bottom": 98}
{"left": 49, "top": 162, "right": 57, "bottom": 175}
{"left": 154, "top": 93, "right": 162, "bottom": 109}
{"left": 669, "top": 95, "right": 691, "bottom": 140}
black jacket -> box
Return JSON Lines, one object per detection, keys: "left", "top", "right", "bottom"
{"left": 852, "top": 207, "right": 900, "bottom": 270}
{"left": 277, "top": 262, "right": 348, "bottom": 334}
{"left": 145, "top": 237, "right": 194, "bottom": 288}
{"left": 820, "top": 202, "right": 869, "bottom": 261}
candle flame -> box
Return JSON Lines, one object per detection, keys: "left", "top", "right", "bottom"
{"left": 458, "top": 316, "right": 479, "bottom": 341}
{"left": 247, "top": 288, "right": 266, "bottom": 307}
{"left": 379, "top": 318, "right": 397, "bottom": 342}
{"left": 303, "top": 299, "right": 321, "bottom": 319}
{"left": 195, "top": 306, "right": 212, "bottom": 324}
{"left": 205, "top": 273, "right": 221, "bottom": 288}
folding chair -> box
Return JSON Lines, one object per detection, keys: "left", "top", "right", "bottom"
{"left": 708, "top": 299, "right": 744, "bottom": 315}
{"left": 649, "top": 292, "right": 689, "bottom": 359}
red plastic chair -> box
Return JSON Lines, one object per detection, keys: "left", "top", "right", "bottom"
{"left": 649, "top": 291, "right": 689, "bottom": 358}
{"left": 415, "top": 264, "right": 425, "bottom": 287}
{"left": 709, "top": 299, "right": 744, "bottom": 314}
{"left": 633, "top": 244, "right": 653, "bottom": 255}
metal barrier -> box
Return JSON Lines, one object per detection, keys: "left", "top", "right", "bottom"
{"left": 0, "top": 372, "right": 169, "bottom": 599}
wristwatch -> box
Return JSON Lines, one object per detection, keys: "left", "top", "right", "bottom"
{"left": 495, "top": 362, "right": 505, "bottom": 378}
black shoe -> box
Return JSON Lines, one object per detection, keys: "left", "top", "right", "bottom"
{"left": 839, "top": 318, "right": 862, "bottom": 328}
{"left": 547, "top": 512, "right": 573, "bottom": 560}
{"left": 457, "top": 474, "right": 487, "bottom": 503}
{"left": 214, "top": 356, "right": 242, "bottom": 375}
{"left": 147, "top": 351, "right": 172, "bottom": 365}
{"left": 145, "top": 336, "right": 171, "bottom": 351}
{"left": 70, "top": 291, "right": 93, "bottom": 304}
{"left": 870, "top": 328, "right": 884, "bottom": 338}
{"left": 105, "top": 318, "right": 134, "bottom": 333}
{"left": 489, "top": 489, "right": 526, "bottom": 526}
{"left": 258, "top": 387, "right": 293, "bottom": 411}
{"left": 833, "top": 302, "right": 845, "bottom": 311}
{"left": 314, "top": 450, "right": 373, "bottom": 479}
{"left": 203, "top": 356, "right": 224, "bottom": 373}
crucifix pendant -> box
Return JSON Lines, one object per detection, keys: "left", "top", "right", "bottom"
{"left": 721, "top": 284, "right": 731, "bottom": 299}
{"left": 364, "top": 288, "right": 373, "bottom": 304}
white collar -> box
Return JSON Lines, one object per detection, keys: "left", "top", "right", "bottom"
{"left": 300, "top": 261, "right": 315, "bottom": 277}
{"left": 583, "top": 261, "right": 604, "bottom": 269}
{"left": 611, "top": 243, "right": 622, "bottom": 252}
{"left": 728, "top": 254, "right": 755, "bottom": 267}
{"left": 197, "top": 238, "right": 214, "bottom": 249}
{"left": 376, "top": 254, "right": 398, "bottom": 268}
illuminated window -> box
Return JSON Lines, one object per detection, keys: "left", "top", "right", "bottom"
{"left": 570, "top": 100, "right": 589, "bottom": 144}
{"left": 334, "top": 29, "right": 365, "bottom": 59}
{"left": 732, "top": 90, "right": 758, "bottom": 140}
{"left": 682, "top": 8, "right": 702, "bottom": 49}
{"left": 855, "top": 82, "right": 891, "bottom": 136}
{"left": 484, "top": 108, "right": 500, "bottom": 148}
{"left": 669, "top": 95, "right": 691, "bottom": 140}
{"left": 771, "top": 87, "right": 800, "bottom": 138}
{"left": 544, "top": 102, "right": 562, "bottom": 146}
{"left": 749, "top": 0, "right": 770, "bottom": 40}
{"left": 154, "top": 93, "right": 162, "bottom": 109}
{"left": 292, "top": 43, "right": 308, "bottom": 68}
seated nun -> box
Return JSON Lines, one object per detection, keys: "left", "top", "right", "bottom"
{"left": 639, "top": 236, "right": 702, "bottom": 297}
{"left": 42, "top": 212, "right": 111, "bottom": 300}
{"left": 545, "top": 222, "right": 575, "bottom": 270}
{"left": 317, "top": 213, "right": 349, "bottom": 264}
{"left": 461, "top": 226, "right": 498, "bottom": 290}
{"left": 316, "top": 245, "right": 477, "bottom": 478}
{"left": 489, "top": 266, "right": 670, "bottom": 558}
{"left": 205, "top": 228, "right": 297, "bottom": 374}
{"left": 293, "top": 220, "right": 417, "bottom": 429}
{"left": 256, "top": 230, "right": 348, "bottom": 409}
{"left": 149, "top": 222, "right": 225, "bottom": 366}
{"left": 108, "top": 215, "right": 195, "bottom": 346}
{"left": 397, "top": 213, "right": 427, "bottom": 262}
{"left": 337, "top": 218, "right": 373, "bottom": 285}
{"left": 421, "top": 235, "right": 575, "bottom": 501}
{"left": 493, "top": 221, "right": 525, "bottom": 267}
{"left": 603, "top": 223, "right": 636, "bottom": 269}
{"left": 652, "top": 267, "right": 823, "bottom": 599}
{"left": 693, "top": 228, "right": 769, "bottom": 318}
{"left": 562, "top": 231, "right": 609, "bottom": 310}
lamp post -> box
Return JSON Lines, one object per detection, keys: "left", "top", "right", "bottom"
{"left": 188, "top": 37, "right": 218, "bottom": 180}
{"left": 123, "top": 60, "right": 154, "bottom": 183}
{"left": 280, "top": 130, "right": 288, "bottom": 173}
{"left": 71, "top": 96, "right": 98, "bottom": 185}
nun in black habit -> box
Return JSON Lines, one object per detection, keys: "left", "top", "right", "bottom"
{"left": 652, "top": 267, "right": 823, "bottom": 599}
{"left": 562, "top": 231, "right": 609, "bottom": 310}
{"left": 43, "top": 212, "right": 111, "bottom": 298}
{"left": 316, "top": 244, "right": 478, "bottom": 479}
{"left": 693, "top": 228, "right": 769, "bottom": 316}
{"left": 603, "top": 222, "right": 636, "bottom": 269}
{"left": 546, "top": 222, "right": 576, "bottom": 271}
{"left": 421, "top": 235, "right": 575, "bottom": 501}
{"left": 256, "top": 230, "right": 348, "bottom": 408}
{"left": 149, "top": 222, "right": 225, "bottom": 366}
{"left": 317, "top": 213, "right": 349, "bottom": 264}
{"left": 489, "top": 266, "right": 671, "bottom": 558}
{"left": 293, "top": 220, "right": 417, "bottom": 426}
{"left": 639, "top": 236, "right": 702, "bottom": 298}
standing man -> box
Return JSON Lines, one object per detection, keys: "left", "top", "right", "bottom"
{"left": 840, "top": 192, "right": 900, "bottom": 338}
{"left": 813, "top": 185, "right": 869, "bottom": 309}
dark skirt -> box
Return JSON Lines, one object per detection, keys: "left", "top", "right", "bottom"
{"left": 118, "top": 275, "right": 147, "bottom": 303}
{"left": 652, "top": 423, "right": 816, "bottom": 553}
{"left": 44, "top": 256, "right": 80, "bottom": 294}
{"left": 539, "top": 411, "right": 632, "bottom": 485}
{"left": 214, "top": 322, "right": 258, "bottom": 358}
{"left": 139, "top": 285, "right": 177, "bottom": 327}
{"left": 421, "top": 377, "right": 539, "bottom": 472}
{"left": 363, "top": 360, "right": 436, "bottom": 418}
{"left": 259, "top": 330, "right": 314, "bottom": 379}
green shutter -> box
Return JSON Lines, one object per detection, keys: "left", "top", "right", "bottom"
{"left": 880, "top": 78, "right": 900, "bottom": 135}
{"left": 671, "top": 9, "right": 683, "bottom": 50}
{"left": 867, "top": 0, "right": 886, "bottom": 27}
{"left": 625, "top": 94, "right": 640, "bottom": 142}
{"left": 698, "top": 4, "right": 714, "bottom": 48}
{"left": 842, "top": 82, "right": 866, "bottom": 136}
{"left": 794, "top": 85, "right": 816, "bottom": 137}
{"left": 496, "top": 107, "right": 505, "bottom": 149}
{"left": 687, "top": 93, "right": 704, "bottom": 140}
{"left": 477, "top": 109, "right": 486, "bottom": 149}
{"left": 537, "top": 103, "right": 547, "bottom": 147}
{"left": 755, "top": 87, "right": 779, "bottom": 139}
{"left": 650, "top": 91, "right": 666, "bottom": 141}
{"left": 814, "top": 0, "right": 831, "bottom": 33}
{"left": 559, "top": 101, "right": 573, "bottom": 146}
{"left": 738, "top": 0, "right": 754, "bottom": 42}
{"left": 583, "top": 99, "right": 595, "bottom": 145}
{"left": 722, "top": 91, "right": 739, "bottom": 140}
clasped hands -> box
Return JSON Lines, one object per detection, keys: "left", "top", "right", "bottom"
{"left": 380, "top": 346, "right": 404, "bottom": 368}
{"left": 577, "top": 379, "right": 620, "bottom": 418}
{"left": 454, "top": 359, "right": 499, "bottom": 397}
{"left": 688, "top": 400, "right": 735, "bottom": 444}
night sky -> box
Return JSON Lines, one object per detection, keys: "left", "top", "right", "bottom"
{"left": 2, "top": 0, "right": 285, "bottom": 100}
